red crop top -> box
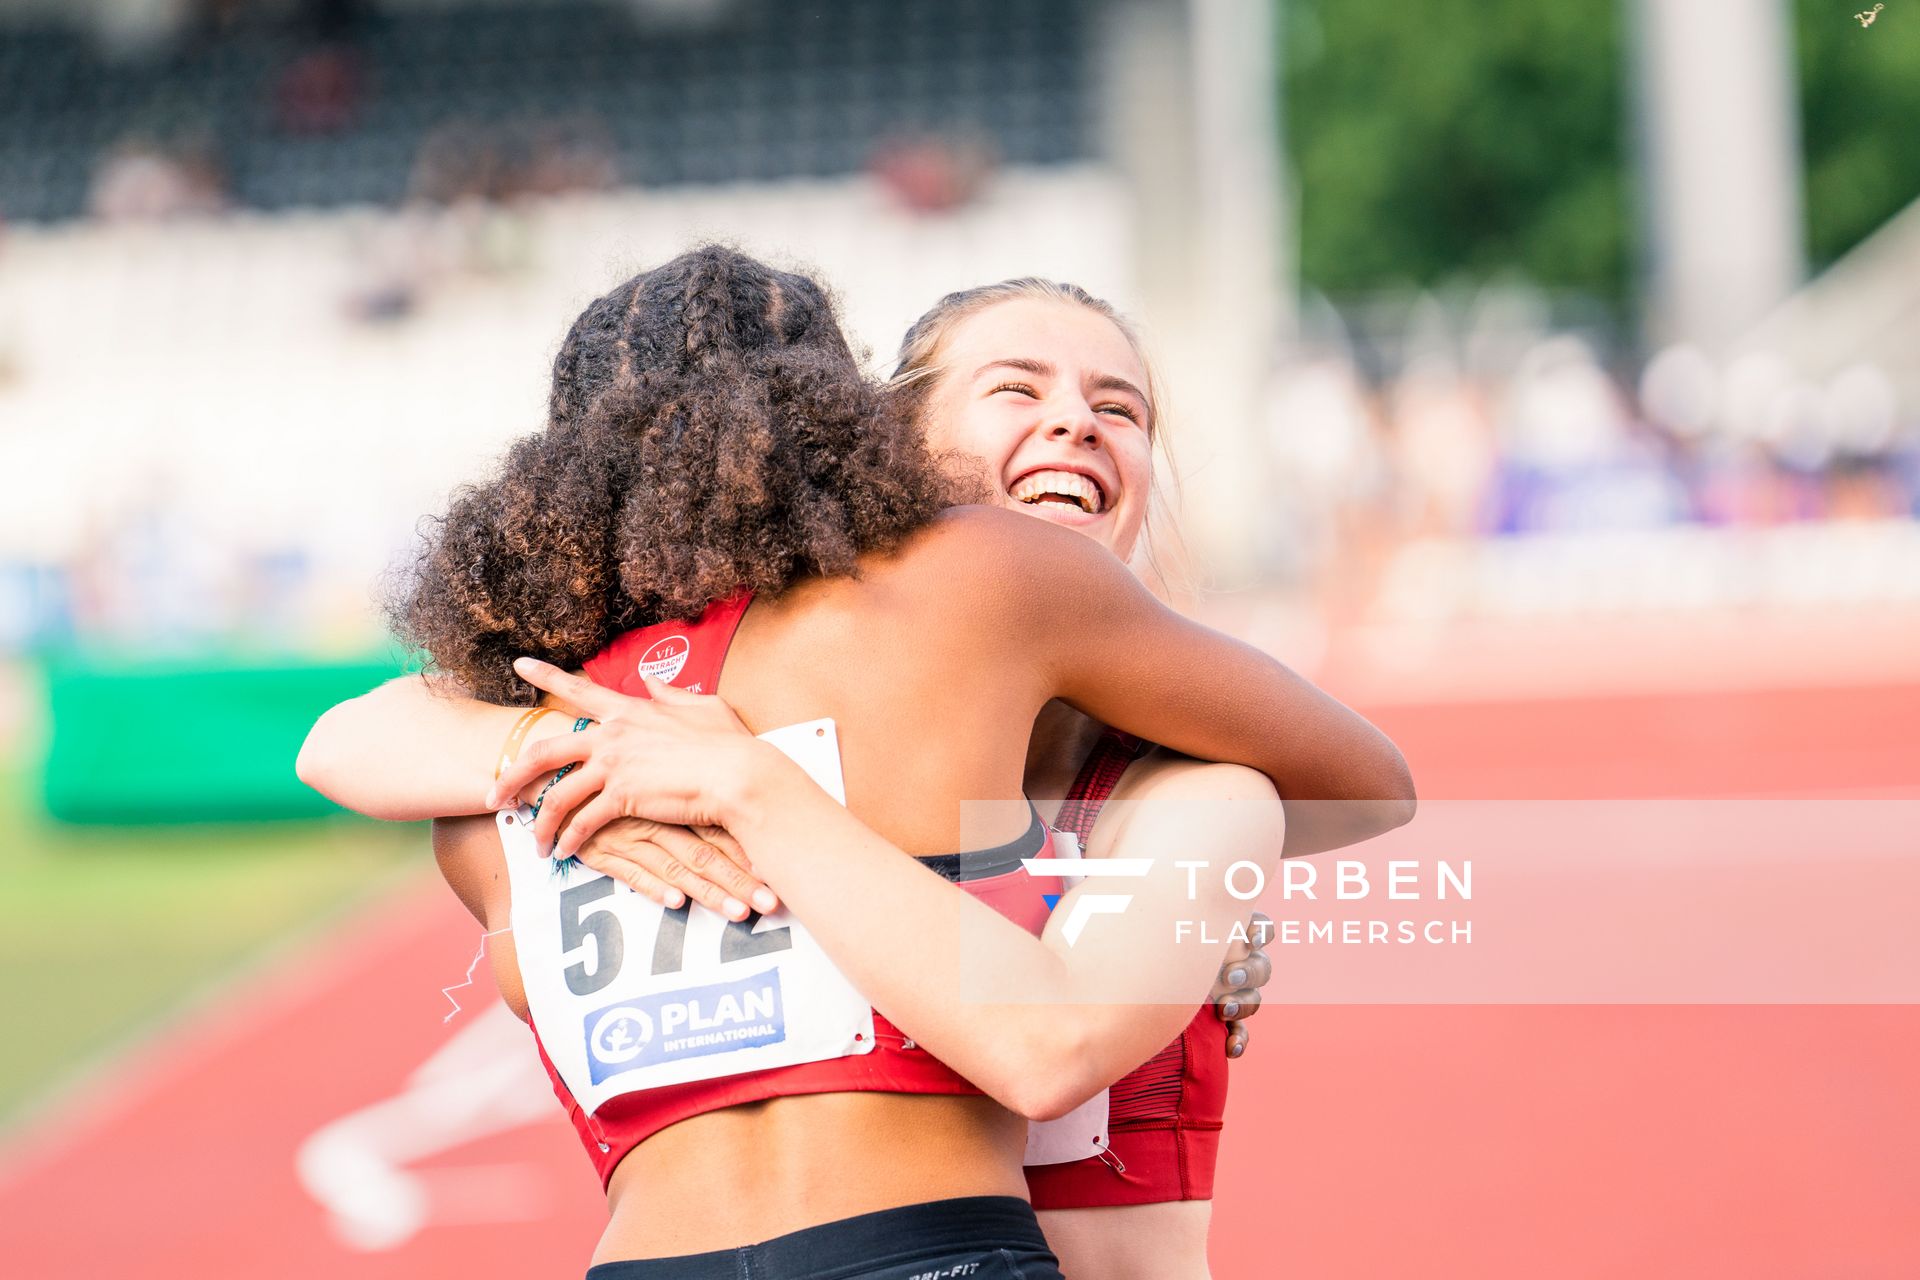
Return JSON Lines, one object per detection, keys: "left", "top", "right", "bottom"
{"left": 529, "top": 593, "right": 1065, "bottom": 1187}
{"left": 1025, "top": 729, "right": 1230, "bottom": 1208}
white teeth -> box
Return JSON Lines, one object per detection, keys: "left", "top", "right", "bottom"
{"left": 1009, "top": 469, "right": 1105, "bottom": 515}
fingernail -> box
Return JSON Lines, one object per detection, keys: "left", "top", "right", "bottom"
{"left": 723, "top": 897, "right": 749, "bottom": 920}
{"left": 1227, "top": 1041, "right": 1244, "bottom": 1059}
{"left": 484, "top": 789, "right": 498, "bottom": 809}
{"left": 1228, "top": 968, "right": 1247, "bottom": 987}
{"left": 751, "top": 889, "right": 778, "bottom": 914}
{"left": 513, "top": 657, "right": 535, "bottom": 672}
{"left": 666, "top": 890, "right": 686, "bottom": 909}
{"left": 1222, "top": 1002, "right": 1240, "bottom": 1019}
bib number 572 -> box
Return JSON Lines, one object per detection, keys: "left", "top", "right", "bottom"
{"left": 558, "top": 878, "right": 795, "bottom": 997}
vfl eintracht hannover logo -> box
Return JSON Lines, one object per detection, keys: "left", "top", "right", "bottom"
{"left": 1018, "top": 858, "right": 1155, "bottom": 945}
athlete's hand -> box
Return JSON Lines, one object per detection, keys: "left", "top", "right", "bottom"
{"left": 488, "top": 658, "right": 777, "bottom": 893}
{"left": 1209, "top": 911, "right": 1273, "bottom": 1058}
{"left": 571, "top": 817, "right": 770, "bottom": 922}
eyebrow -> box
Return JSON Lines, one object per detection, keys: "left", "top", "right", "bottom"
{"left": 972, "top": 357, "right": 1152, "bottom": 416}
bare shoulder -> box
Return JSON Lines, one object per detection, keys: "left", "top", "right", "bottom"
{"left": 875, "top": 505, "right": 1114, "bottom": 618}
{"left": 899, "top": 505, "right": 1103, "bottom": 577}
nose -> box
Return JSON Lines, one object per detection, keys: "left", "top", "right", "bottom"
{"left": 1043, "top": 407, "right": 1103, "bottom": 448}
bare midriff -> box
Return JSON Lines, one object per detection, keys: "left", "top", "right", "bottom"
{"left": 593, "top": 1091, "right": 1031, "bottom": 1263}
{"left": 1038, "top": 1201, "right": 1215, "bottom": 1280}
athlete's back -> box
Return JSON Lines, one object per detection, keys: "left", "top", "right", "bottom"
{"left": 441, "top": 507, "right": 1094, "bottom": 1257}
{"left": 712, "top": 507, "right": 1059, "bottom": 855}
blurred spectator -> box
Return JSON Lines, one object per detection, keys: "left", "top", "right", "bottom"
{"left": 1260, "top": 284, "right": 1919, "bottom": 590}
{"left": 276, "top": 45, "right": 365, "bottom": 136}
{"left": 521, "top": 118, "right": 620, "bottom": 199}
{"left": 869, "top": 134, "right": 998, "bottom": 215}
{"left": 409, "top": 121, "right": 509, "bottom": 207}
{"left": 276, "top": 0, "right": 371, "bottom": 136}
{"left": 87, "top": 139, "right": 227, "bottom": 221}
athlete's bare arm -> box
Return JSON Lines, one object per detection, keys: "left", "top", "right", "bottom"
{"left": 741, "top": 758, "right": 1283, "bottom": 1122}
{"left": 297, "top": 676, "right": 775, "bottom": 918}
{"left": 298, "top": 675, "right": 546, "bottom": 820}
{"left": 927, "top": 507, "right": 1415, "bottom": 859}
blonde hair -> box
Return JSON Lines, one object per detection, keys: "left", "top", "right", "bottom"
{"left": 888, "top": 278, "right": 1191, "bottom": 595}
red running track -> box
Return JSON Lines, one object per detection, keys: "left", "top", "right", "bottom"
{"left": 0, "top": 683, "right": 1914, "bottom": 1277}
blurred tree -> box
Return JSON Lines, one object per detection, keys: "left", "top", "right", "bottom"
{"left": 1284, "top": 0, "right": 1920, "bottom": 300}
{"left": 1283, "top": 0, "right": 1632, "bottom": 300}
{"left": 1794, "top": 0, "right": 1920, "bottom": 270}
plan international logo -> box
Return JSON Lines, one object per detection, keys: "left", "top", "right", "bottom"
{"left": 583, "top": 969, "right": 786, "bottom": 1084}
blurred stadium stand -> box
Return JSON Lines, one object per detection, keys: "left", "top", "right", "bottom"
{"left": 0, "top": 0, "right": 1090, "bottom": 223}
{"left": 0, "top": 171, "right": 1134, "bottom": 664}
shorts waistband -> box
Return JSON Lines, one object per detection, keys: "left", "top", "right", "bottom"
{"left": 585, "top": 1196, "right": 1050, "bottom": 1280}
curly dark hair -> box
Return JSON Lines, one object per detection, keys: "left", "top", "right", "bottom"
{"left": 391, "top": 245, "right": 975, "bottom": 704}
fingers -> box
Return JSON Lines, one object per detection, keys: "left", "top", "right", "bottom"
{"left": 529, "top": 768, "right": 605, "bottom": 850}
{"left": 551, "top": 791, "right": 624, "bottom": 860}
{"left": 1248, "top": 910, "right": 1275, "bottom": 949}
{"left": 1222, "top": 949, "right": 1273, "bottom": 995}
{"left": 1216, "top": 987, "right": 1261, "bottom": 1023}
{"left": 513, "top": 657, "right": 624, "bottom": 718}
{"left": 693, "top": 824, "right": 749, "bottom": 867}
{"left": 641, "top": 826, "right": 754, "bottom": 921}
{"left": 576, "top": 822, "right": 760, "bottom": 922}
{"left": 1221, "top": 925, "right": 1272, "bottom": 1060}
{"left": 639, "top": 673, "right": 702, "bottom": 705}
{"left": 574, "top": 845, "right": 686, "bottom": 910}
{"left": 693, "top": 824, "right": 770, "bottom": 905}
{"left": 577, "top": 820, "right": 750, "bottom": 921}
{"left": 665, "top": 823, "right": 777, "bottom": 914}
{"left": 489, "top": 726, "right": 598, "bottom": 806}
{"left": 1207, "top": 947, "right": 1272, "bottom": 1006}
{"left": 1214, "top": 909, "right": 1277, "bottom": 973}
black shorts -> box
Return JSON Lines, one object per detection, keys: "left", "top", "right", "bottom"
{"left": 583, "top": 1195, "right": 1064, "bottom": 1280}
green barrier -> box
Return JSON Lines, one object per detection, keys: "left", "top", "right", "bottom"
{"left": 41, "top": 653, "right": 407, "bottom": 824}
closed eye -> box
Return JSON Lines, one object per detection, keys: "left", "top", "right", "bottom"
{"left": 991, "top": 381, "right": 1040, "bottom": 399}
{"left": 1096, "top": 402, "right": 1142, "bottom": 425}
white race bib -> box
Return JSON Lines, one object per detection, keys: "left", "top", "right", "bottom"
{"left": 1021, "top": 825, "right": 1111, "bottom": 1167}
{"left": 501, "top": 718, "right": 875, "bottom": 1116}
{"left": 1025, "top": 1091, "right": 1112, "bottom": 1166}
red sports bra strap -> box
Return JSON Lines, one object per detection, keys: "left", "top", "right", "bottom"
{"left": 1052, "top": 727, "right": 1148, "bottom": 844}
{"left": 581, "top": 591, "right": 753, "bottom": 698}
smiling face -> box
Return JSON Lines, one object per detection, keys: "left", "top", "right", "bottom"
{"left": 918, "top": 297, "right": 1155, "bottom": 561}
